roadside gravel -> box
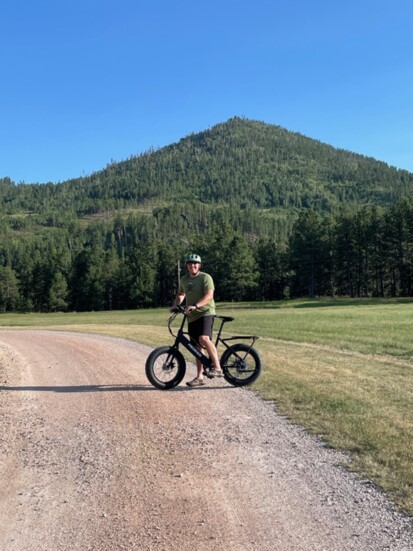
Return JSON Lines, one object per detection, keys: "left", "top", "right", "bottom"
{"left": 0, "top": 330, "right": 412, "bottom": 550}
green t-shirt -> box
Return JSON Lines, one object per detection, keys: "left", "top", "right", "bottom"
{"left": 179, "top": 271, "right": 216, "bottom": 322}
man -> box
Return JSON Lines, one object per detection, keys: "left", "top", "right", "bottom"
{"left": 171, "top": 253, "right": 222, "bottom": 387}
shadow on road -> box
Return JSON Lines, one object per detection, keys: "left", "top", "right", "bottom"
{"left": 0, "top": 383, "right": 232, "bottom": 393}
{"left": 0, "top": 384, "right": 154, "bottom": 393}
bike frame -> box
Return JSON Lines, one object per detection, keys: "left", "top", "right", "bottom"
{"left": 168, "top": 310, "right": 259, "bottom": 368}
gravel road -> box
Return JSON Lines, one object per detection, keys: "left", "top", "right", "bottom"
{"left": 0, "top": 330, "right": 412, "bottom": 551}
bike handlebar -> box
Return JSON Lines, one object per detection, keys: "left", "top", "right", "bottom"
{"left": 170, "top": 305, "right": 185, "bottom": 314}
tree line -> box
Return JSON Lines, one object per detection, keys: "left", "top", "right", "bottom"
{"left": 1, "top": 198, "right": 413, "bottom": 312}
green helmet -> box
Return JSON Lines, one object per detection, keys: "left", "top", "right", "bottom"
{"left": 185, "top": 253, "right": 202, "bottom": 264}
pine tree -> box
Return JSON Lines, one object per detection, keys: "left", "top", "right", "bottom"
{"left": 0, "top": 266, "right": 19, "bottom": 312}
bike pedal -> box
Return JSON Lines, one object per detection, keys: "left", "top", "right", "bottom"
{"left": 203, "top": 371, "right": 214, "bottom": 379}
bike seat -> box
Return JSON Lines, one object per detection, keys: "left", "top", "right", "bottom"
{"left": 215, "top": 315, "right": 234, "bottom": 322}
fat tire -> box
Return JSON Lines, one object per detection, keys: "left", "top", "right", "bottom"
{"left": 220, "top": 343, "right": 262, "bottom": 387}
{"left": 145, "top": 346, "right": 186, "bottom": 390}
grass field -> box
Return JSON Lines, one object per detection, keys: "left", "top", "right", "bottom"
{"left": 1, "top": 298, "right": 412, "bottom": 516}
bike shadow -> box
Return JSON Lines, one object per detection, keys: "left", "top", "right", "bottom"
{"left": 0, "top": 384, "right": 154, "bottom": 393}
{"left": 0, "top": 383, "right": 233, "bottom": 393}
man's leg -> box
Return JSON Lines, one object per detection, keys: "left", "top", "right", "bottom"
{"left": 187, "top": 320, "right": 206, "bottom": 385}
{"left": 195, "top": 349, "right": 204, "bottom": 379}
{"left": 199, "top": 335, "right": 222, "bottom": 373}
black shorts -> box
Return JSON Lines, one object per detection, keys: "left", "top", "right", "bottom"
{"left": 188, "top": 316, "right": 214, "bottom": 344}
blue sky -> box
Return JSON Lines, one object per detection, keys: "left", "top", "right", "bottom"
{"left": 1, "top": 0, "right": 412, "bottom": 183}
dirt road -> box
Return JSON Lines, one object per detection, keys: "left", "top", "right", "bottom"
{"left": 0, "top": 330, "right": 411, "bottom": 551}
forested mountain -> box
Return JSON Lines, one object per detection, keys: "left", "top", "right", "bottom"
{"left": 1, "top": 117, "right": 413, "bottom": 312}
{"left": 2, "top": 117, "right": 413, "bottom": 217}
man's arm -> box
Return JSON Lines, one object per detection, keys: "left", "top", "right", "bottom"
{"left": 184, "top": 289, "right": 214, "bottom": 314}
{"left": 171, "top": 291, "right": 186, "bottom": 311}
{"left": 195, "top": 288, "right": 214, "bottom": 309}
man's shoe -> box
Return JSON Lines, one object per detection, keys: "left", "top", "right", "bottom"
{"left": 186, "top": 377, "right": 206, "bottom": 387}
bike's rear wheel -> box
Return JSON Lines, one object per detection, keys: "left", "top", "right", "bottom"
{"left": 220, "top": 343, "right": 262, "bottom": 387}
{"left": 145, "top": 346, "right": 186, "bottom": 390}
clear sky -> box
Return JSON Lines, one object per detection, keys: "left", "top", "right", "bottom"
{"left": 1, "top": 0, "right": 412, "bottom": 183}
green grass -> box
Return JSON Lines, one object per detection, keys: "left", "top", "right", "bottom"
{"left": 1, "top": 298, "right": 412, "bottom": 515}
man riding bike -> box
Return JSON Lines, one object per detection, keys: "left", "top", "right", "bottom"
{"left": 171, "top": 254, "right": 223, "bottom": 387}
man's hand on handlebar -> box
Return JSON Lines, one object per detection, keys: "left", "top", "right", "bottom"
{"left": 169, "top": 304, "right": 198, "bottom": 315}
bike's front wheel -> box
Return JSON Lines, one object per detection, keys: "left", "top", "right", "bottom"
{"left": 145, "top": 346, "right": 186, "bottom": 390}
{"left": 220, "top": 343, "right": 262, "bottom": 387}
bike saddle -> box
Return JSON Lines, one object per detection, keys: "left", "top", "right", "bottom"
{"left": 215, "top": 315, "right": 235, "bottom": 322}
